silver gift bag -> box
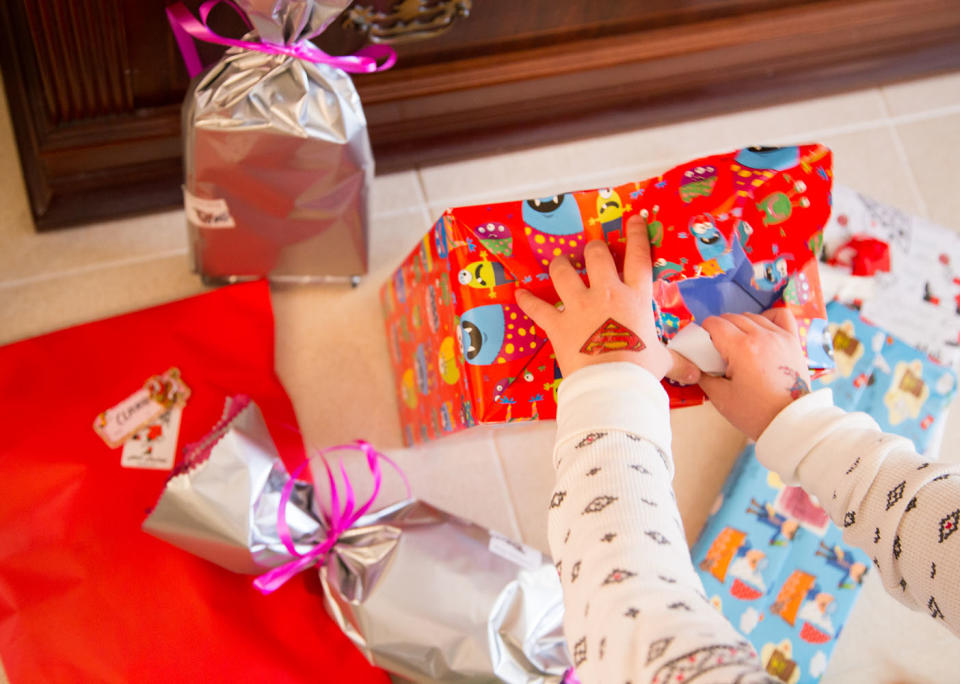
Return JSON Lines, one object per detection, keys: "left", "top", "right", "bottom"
{"left": 177, "top": 0, "right": 377, "bottom": 284}
{"left": 143, "top": 397, "right": 573, "bottom": 682}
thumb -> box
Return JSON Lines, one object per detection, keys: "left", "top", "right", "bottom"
{"left": 664, "top": 350, "right": 701, "bottom": 386}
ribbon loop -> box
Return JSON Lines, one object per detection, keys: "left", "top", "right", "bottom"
{"left": 254, "top": 440, "right": 410, "bottom": 594}
{"left": 166, "top": 1, "right": 396, "bottom": 79}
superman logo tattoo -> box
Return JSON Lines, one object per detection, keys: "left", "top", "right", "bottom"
{"left": 579, "top": 318, "right": 646, "bottom": 355}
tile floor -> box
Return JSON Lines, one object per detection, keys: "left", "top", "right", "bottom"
{"left": 2, "top": 68, "right": 960, "bottom": 683}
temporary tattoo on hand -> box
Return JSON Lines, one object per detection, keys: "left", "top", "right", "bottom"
{"left": 580, "top": 318, "right": 646, "bottom": 355}
{"left": 780, "top": 366, "right": 810, "bottom": 399}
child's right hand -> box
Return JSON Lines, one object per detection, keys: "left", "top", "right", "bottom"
{"left": 697, "top": 309, "right": 812, "bottom": 440}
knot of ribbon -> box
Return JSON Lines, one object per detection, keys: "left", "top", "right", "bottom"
{"left": 253, "top": 439, "right": 409, "bottom": 594}
{"left": 166, "top": 0, "right": 397, "bottom": 79}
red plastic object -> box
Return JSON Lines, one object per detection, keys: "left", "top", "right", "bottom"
{"left": 828, "top": 235, "right": 891, "bottom": 276}
{"left": 0, "top": 281, "right": 388, "bottom": 684}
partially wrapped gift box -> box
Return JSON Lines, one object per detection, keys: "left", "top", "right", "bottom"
{"left": 382, "top": 145, "right": 835, "bottom": 445}
{"left": 144, "top": 397, "right": 573, "bottom": 683}
{"left": 816, "top": 301, "right": 957, "bottom": 453}
{"left": 692, "top": 446, "right": 871, "bottom": 684}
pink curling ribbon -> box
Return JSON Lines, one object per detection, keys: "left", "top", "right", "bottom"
{"left": 254, "top": 439, "right": 410, "bottom": 594}
{"left": 166, "top": 0, "right": 396, "bottom": 78}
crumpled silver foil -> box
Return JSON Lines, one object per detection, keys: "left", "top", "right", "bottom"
{"left": 143, "top": 400, "right": 572, "bottom": 682}
{"left": 182, "top": 0, "right": 372, "bottom": 284}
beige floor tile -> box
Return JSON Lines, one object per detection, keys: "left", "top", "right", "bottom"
{"left": 418, "top": 88, "right": 887, "bottom": 209}
{"left": 0, "top": 253, "right": 208, "bottom": 346}
{"left": 882, "top": 69, "right": 960, "bottom": 117}
{"left": 371, "top": 170, "right": 425, "bottom": 216}
{"left": 706, "top": 88, "right": 887, "bottom": 150}
{"left": 896, "top": 113, "right": 960, "bottom": 231}
{"left": 820, "top": 126, "right": 926, "bottom": 216}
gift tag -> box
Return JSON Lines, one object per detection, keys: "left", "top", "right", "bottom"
{"left": 488, "top": 531, "right": 542, "bottom": 570}
{"left": 121, "top": 406, "right": 183, "bottom": 470}
{"left": 93, "top": 368, "right": 190, "bottom": 448}
{"left": 184, "top": 187, "right": 235, "bottom": 229}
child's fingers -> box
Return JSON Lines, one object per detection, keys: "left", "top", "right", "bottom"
{"left": 514, "top": 289, "right": 557, "bottom": 331}
{"left": 583, "top": 239, "right": 619, "bottom": 288}
{"left": 623, "top": 215, "right": 652, "bottom": 292}
{"left": 742, "top": 311, "right": 783, "bottom": 333}
{"left": 549, "top": 255, "right": 585, "bottom": 302}
{"left": 664, "top": 350, "right": 701, "bottom": 385}
{"left": 700, "top": 316, "right": 741, "bottom": 360}
{"left": 720, "top": 313, "right": 760, "bottom": 335}
{"left": 762, "top": 307, "right": 799, "bottom": 335}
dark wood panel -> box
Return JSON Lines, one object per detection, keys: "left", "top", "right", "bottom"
{"left": 1, "top": 0, "right": 959, "bottom": 229}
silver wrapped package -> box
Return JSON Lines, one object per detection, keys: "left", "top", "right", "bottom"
{"left": 144, "top": 398, "right": 572, "bottom": 682}
{"left": 182, "top": 0, "right": 373, "bottom": 284}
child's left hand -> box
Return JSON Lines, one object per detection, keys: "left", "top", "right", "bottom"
{"left": 515, "top": 215, "right": 700, "bottom": 384}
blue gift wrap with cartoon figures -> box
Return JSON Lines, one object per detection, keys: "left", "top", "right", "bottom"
{"left": 693, "top": 301, "right": 957, "bottom": 682}
{"left": 817, "top": 301, "right": 957, "bottom": 453}
{"left": 693, "top": 445, "right": 869, "bottom": 683}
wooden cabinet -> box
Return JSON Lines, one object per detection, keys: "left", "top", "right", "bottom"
{"left": 2, "top": 0, "right": 960, "bottom": 229}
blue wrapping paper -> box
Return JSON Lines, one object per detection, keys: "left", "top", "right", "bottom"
{"left": 693, "top": 445, "right": 870, "bottom": 683}
{"left": 817, "top": 301, "right": 956, "bottom": 452}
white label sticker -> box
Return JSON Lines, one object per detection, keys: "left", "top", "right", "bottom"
{"left": 488, "top": 531, "right": 542, "bottom": 570}
{"left": 121, "top": 406, "right": 183, "bottom": 470}
{"left": 184, "top": 188, "right": 235, "bottom": 228}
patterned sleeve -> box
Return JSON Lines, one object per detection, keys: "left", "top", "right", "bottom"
{"left": 756, "top": 389, "right": 960, "bottom": 637}
{"left": 551, "top": 363, "right": 778, "bottom": 684}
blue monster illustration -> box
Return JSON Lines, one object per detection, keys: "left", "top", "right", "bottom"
{"left": 690, "top": 213, "right": 737, "bottom": 274}
{"left": 522, "top": 193, "right": 587, "bottom": 268}
{"left": 735, "top": 146, "right": 800, "bottom": 171}
{"left": 458, "top": 303, "right": 542, "bottom": 366}
{"left": 676, "top": 238, "right": 784, "bottom": 322}
{"left": 414, "top": 343, "right": 433, "bottom": 395}
{"left": 752, "top": 256, "right": 791, "bottom": 291}
{"left": 736, "top": 219, "right": 754, "bottom": 247}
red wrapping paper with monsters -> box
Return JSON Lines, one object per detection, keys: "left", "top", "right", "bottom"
{"left": 381, "top": 145, "right": 835, "bottom": 445}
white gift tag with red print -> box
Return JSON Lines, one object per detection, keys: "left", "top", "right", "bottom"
{"left": 120, "top": 406, "right": 183, "bottom": 470}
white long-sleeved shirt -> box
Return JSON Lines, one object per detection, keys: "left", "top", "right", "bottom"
{"left": 549, "top": 363, "right": 959, "bottom": 683}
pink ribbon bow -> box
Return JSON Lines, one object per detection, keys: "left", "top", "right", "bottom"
{"left": 253, "top": 439, "right": 409, "bottom": 594}
{"left": 166, "top": 0, "right": 396, "bottom": 78}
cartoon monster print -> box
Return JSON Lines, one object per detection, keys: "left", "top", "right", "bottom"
{"left": 393, "top": 267, "right": 407, "bottom": 303}
{"left": 689, "top": 213, "right": 734, "bottom": 274}
{"left": 544, "top": 359, "right": 563, "bottom": 403}
{"left": 746, "top": 498, "right": 799, "bottom": 546}
{"left": 731, "top": 145, "right": 800, "bottom": 199}
{"left": 457, "top": 303, "right": 544, "bottom": 365}
{"left": 400, "top": 368, "right": 417, "bottom": 409}
{"left": 439, "top": 401, "right": 455, "bottom": 432}
{"left": 815, "top": 541, "right": 867, "bottom": 589}
{"left": 458, "top": 252, "right": 515, "bottom": 297}
{"left": 781, "top": 270, "right": 811, "bottom": 305}
{"left": 522, "top": 194, "right": 586, "bottom": 269}
{"left": 751, "top": 256, "right": 791, "bottom": 292}
{"left": 642, "top": 205, "right": 665, "bottom": 247}
{"left": 736, "top": 219, "right": 754, "bottom": 248}
{"left": 413, "top": 343, "right": 435, "bottom": 395}
{"left": 474, "top": 221, "right": 513, "bottom": 256}
{"left": 437, "top": 336, "right": 460, "bottom": 385}
{"left": 757, "top": 177, "right": 810, "bottom": 226}
{"left": 653, "top": 257, "right": 685, "bottom": 280}
{"left": 679, "top": 165, "right": 718, "bottom": 203}
{"left": 589, "top": 188, "right": 632, "bottom": 242}
{"left": 425, "top": 284, "right": 441, "bottom": 331}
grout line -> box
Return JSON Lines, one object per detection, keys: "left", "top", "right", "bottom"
{"left": 486, "top": 428, "right": 527, "bottom": 543}
{"left": 878, "top": 95, "right": 932, "bottom": 220}
{"left": 421, "top": 104, "right": 960, "bottom": 209}
{"left": 0, "top": 248, "right": 189, "bottom": 290}
{"left": 412, "top": 167, "right": 436, "bottom": 227}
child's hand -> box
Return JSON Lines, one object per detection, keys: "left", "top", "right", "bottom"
{"left": 514, "top": 216, "right": 700, "bottom": 383}
{"left": 697, "top": 309, "right": 811, "bottom": 439}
